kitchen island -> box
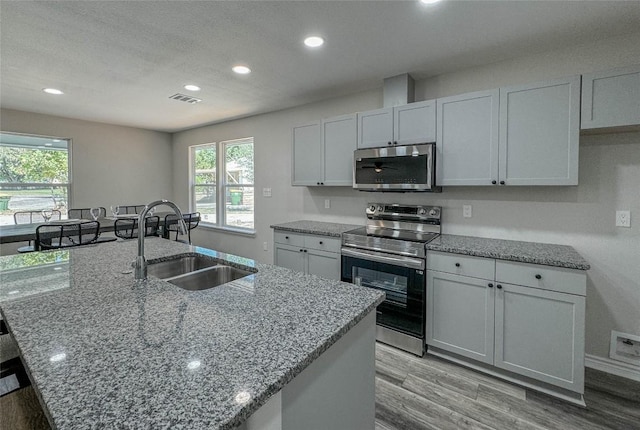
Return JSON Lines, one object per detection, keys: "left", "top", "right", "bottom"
{"left": 0, "top": 238, "right": 384, "bottom": 429}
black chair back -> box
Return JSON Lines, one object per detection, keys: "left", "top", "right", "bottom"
{"left": 14, "top": 210, "right": 62, "bottom": 224}
{"left": 164, "top": 212, "right": 200, "bottom": 244}
{"left": 35, "top": 221, "right": 100, "bottom": 250}
{"left": 114, "top": 216, "right": 160, "bottom": 239}
{"left": 118, "top": 205, "right": 146, "bottom": 215}
{"left": 68, "top": 207, "right": 106, "bottom": 220}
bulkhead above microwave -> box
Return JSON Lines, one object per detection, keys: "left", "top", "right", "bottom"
{"left": 353, "top": 143, "right": 441, "bottom": 192}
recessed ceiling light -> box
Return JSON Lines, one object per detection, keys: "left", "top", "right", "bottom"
{"left": 232, "top": 65, "right": 251, "bottom": 75}
{"left": 52, "top": 139, "right": 62, "bottom": 142}
{"left": 420, "top": 0, "right": 442, "bottom": 4}
{"left": 304, "top": 36, "right": 324, "bottom": 48}
{"left": 184, "top": 84, "right": 201, "bottom": 92}
{"left": 45, "top": 143, "right": 53, "bottom": 146}
{"left": 43, "top": 88, "right": 64, "bottom": 95}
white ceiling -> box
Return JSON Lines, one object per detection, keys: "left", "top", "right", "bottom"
{"left": 1, "top": 1, "right": 640, "bottom": 133}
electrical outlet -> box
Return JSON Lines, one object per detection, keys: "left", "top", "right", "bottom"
{"left": 263, "top": 242, "right": 268, "bottom": 251}
{"left": 463, "top": 204, "right": 472, "bottom": 218}
{"left": 262, "top": 188, "right": 272, "bottom": 198}
{"left": 616, "top": 210, "right": 631, "bottom": 227}
{"left": 324, "top": 199, "right": 331, "bottom": 209}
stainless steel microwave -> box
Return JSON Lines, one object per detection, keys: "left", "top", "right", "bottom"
{"left": 353, "top": 143, "right": 441, "bottom": 192}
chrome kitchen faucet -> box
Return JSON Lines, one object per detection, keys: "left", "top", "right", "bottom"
{"left": 134, "top": 199, "right": 188, "bottom": 280}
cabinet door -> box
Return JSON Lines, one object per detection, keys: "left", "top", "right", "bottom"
{"left": 499, "top": 76, "right": 580, "bottom": 186}
{"left": 292, "top": 122, "right": 322, "bottom": 186}
{"left": 494, "top": 283, "right": 585, "bottom": 393}
{"left": 274, "top": 244, "right": 306, "bottom": 273}
{"left": 426, "top": 270, "right": 495, "bottom": 364}
{"left": 436, "top": 90, "right": 499, "bottom": 186}
{"left": 322, "top": 114, "right": 357, "bottom": 186}
{"left": 357, "top": 108, "right": 394, "bottom": 149}
{"left": 306, "top": 248, "right": 340, "bottom": 280}
{"left": 581, "top": 65, "right": 640, "bottom": 130}
{"left": 394, "top": 100, "right": 436, "bottom": 145}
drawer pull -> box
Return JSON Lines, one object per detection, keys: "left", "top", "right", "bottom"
{"left": 488, "top": 283, "right": 493, "bottom": 288}
{"left": 319, "top": 241, "right": 323, "bottom": 245}
{"left": 285, "top": 236, "right": 289, "bottom": 239}
{"left": 496, "top": 284, "right": 503, "bottom": 289}
{"left": 455, "top": 263, "right": 460, "bottom": 267}
{"left": 299, "top": 249, "right": 304, "bottom": 252}
{"left": 535, "top": 274, "right": 542, "bottom": 280}
{"left": 303, "top": 249, "right": 308, "bottom": 253}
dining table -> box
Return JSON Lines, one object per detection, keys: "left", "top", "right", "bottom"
{"left": 0, "top": 212, "right": 177, "bottom": 245}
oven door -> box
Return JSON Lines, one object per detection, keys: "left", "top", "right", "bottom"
{"left": 341, "top": 248, "right": 425, "bottom": 339}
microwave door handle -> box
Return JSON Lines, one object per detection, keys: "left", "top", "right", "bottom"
{"left": 342, "top": 248, "right": 425, "bottom": 270}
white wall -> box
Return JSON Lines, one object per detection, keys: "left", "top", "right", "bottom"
{"left": 0, "top": 109, "right": 173, "bottom": 209}
{"left": 172, "top": 32, "right": 640, "bottom": 361}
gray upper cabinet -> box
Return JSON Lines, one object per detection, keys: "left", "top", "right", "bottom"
{"left": 357, "top": 100, "right": 436, "bottom": 149}
{"left": 292, "top": 121, "right": 322, "bottom": 186}
{"left": 357, "top": 107, "right": 394, "bottom": 148}
{"left": 581, "top": 65, "right": 640, "bottom": 130}
{"left": 322, "top": 114, "right": 357, "bottom": 186}
{"left": 499, "top": 76, "right": 580, "bottom": 186}
{"left": 292, "top": 115, "right": 356, "bottom": 186}
{"left": 394, "top": 100, "right": 436, "bottom": 145}
{"left": 436, "top": 90, "right": 499, "bottom": 186}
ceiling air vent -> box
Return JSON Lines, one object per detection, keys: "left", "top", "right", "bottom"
{"left": 169, "top": 93, "right": 202, "bottom": 104}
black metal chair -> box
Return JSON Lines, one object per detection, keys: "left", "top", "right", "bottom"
{"left": 68, "top": 207, "right": 106, "bottom": 220}
{"left": 35, "top": 220, "right": 101, "bottom": 250}
{"left": 0, "top": 320, "right": 31, "bottom": 398}
{"left": 117, "top": 205, "right": 146, "bottom": 215}
{"left": 164, "top": 212, "right": 200, "bottom": 244}
{"left": 13, "top": 210, "right": 62, "bottom": 224}
{"left": 114, "top": 216, "right": 160, "bottom": 239}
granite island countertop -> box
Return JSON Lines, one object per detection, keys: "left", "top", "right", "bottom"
{"left": 0, "top": 238, "right": 384, "bottom": 429}
{"left": 427, "top": 234, "right": 590, "bottom": 270}
{"left": 270, "top": 220, "right": 361, "bottom": 237}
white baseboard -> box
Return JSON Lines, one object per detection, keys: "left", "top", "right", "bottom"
{"left": 585, "top": 354, "right": 640, "bottom": 382}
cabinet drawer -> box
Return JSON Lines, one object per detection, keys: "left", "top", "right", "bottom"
{"left": 427, "top": 251, "right": 495, "bottom": 280}
{"left": 274, "top": 231, "right": 305, "bottom": 247}
{"left": 304, "top": 235, "right": 341, "bottom": 253}
{"left": 495, "top": 261, "right": 586, "bottom": 296}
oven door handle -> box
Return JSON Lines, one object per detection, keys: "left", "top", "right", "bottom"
{"left": 341, "top": 248, "right": 425, "bottom": 270}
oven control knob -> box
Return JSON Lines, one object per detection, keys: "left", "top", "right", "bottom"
{"left": 429, "top": 209, "right": 439, "bottom": 217}
{"left": 369, "top": 205, "right": 376, "bottom": 212}
{"left": 418, "top": 208, "right": 426, "bottom": 215}
{"left": 377, "top": 205, "right": 383, "bottom": 212}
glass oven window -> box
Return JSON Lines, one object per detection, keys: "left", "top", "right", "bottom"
{"left": 352, "top": 267, "right": 408, "bottom": 306}
{"left": 355, "top": 154, "right": 428, "bottom": 185}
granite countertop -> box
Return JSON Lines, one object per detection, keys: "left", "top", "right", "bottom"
{"left": 427, "top": 234, "right": 590, "bottom": 270}
{"left": 270, "top": 220, "right": 361, "bottom": 237}
{"left": 0, "top": 238, "right": 384, "bottom": 429}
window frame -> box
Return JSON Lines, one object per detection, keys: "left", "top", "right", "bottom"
{"left": 0, "top": 131, "right": 73, "bottom": 223}
{"left": 189, "top": 137, "right": 255, "bottom": 234}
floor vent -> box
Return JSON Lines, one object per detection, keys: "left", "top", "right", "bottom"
{"left": 169, "top": 93, "right": 202, "bottom": 104}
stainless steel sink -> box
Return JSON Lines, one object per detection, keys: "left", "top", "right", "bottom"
{"left": 147, "top": 254, "right": 218, "bottom": 279}
{"left": 146, "top": 253, "right": 255, "bottom": 291}
{"left": 167, "top": 265, "right": 254, "bottom": 291}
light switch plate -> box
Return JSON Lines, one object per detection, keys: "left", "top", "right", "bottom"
{"left": 463, "top": 204, "right": 472, "bottom": 218}
{"left": 324, "top": 199, "right": 331, "bottom": 209}
{"left": 616, "top": 210, "right": 631, "bottom": 227}
{"left": 263, "top": 188, "right": 272, "bottom": 197}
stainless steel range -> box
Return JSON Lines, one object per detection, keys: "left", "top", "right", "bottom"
{"left": 341, "top": 203, "right": 441, "bottom": 356}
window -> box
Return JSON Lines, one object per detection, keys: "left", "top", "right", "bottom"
{"left": 190, "top": 137, "right": 254, "bottom": 232}
{"left": 0, "top": 132, "right": 71, "bottom": 226}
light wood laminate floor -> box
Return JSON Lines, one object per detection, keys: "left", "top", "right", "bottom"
{"left": 375, "top": 342, "right": 640, "bottom": 430}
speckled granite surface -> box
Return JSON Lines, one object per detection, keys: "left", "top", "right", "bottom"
{"left": 0, "top": 238, "right": 383, "bottom": 429}
{"left": 270, "top": 220, "right": 362, "bottom": 237}
{"left": 427, "top": 234, "right": 590, "bottom": 270}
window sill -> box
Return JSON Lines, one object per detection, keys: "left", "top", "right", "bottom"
{"left": 198, "top": 223, "right": 256, "bottom": 237}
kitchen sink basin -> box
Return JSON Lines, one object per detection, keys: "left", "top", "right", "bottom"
{"left": 147, "top": 254, "right": 218, "bottom": 279}
{"left": 167, "top": 265, "right": 254, "bottom": 291}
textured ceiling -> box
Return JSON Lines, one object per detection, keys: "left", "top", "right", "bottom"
{"left": 1, "top": 1, "right": 640, "bottom": 133}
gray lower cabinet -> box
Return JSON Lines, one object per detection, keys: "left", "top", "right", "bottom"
{"left": 274, "top": 231, "right": 341, "bottom": 280}
{"left": 426, "top": 270, "right": 495, "bottom": 364}
{"left": 581, "top": 64, "right": 640, "bottom": 130}
{"left": 426, "top": 250, "right": 586, "bottom": 396}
